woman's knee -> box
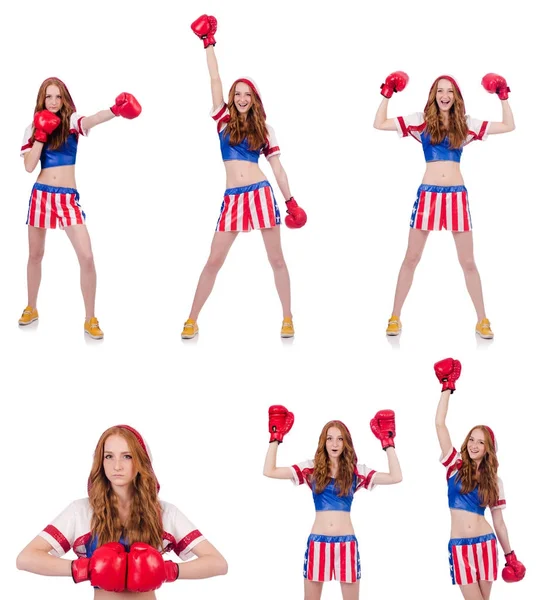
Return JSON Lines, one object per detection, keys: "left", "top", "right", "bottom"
{"left": 205, "top": 253, "right": 227, "bottom": 272}
{"left": 459, "top": 257, "right": 477, "bottom": 273}
{"left": 78, "top": 251, "right": 95, "bottom": 270}
{"left": 268, "top": 254, "right": 286, "bottom": 271}
{"left": 28, "top": 247, "right": 45, "bottom": 263}
{"left": 402, "top": 251, "right": 423, "bottom": 270}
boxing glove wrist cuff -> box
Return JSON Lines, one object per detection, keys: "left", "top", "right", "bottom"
{"left": 71, "top": 558, "right": 89, "bottom": 583}
{"left": 380, "top": 84, "right": 393, "bottom": 98}
{"left": 269, "top": 435, "right": 282, "bottom": 444}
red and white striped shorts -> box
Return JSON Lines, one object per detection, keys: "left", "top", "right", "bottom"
{"left": 448, "top": 534, "right": 498, "bottom": 585}
{"left": 216, "top": 180, "right": 281, "bottom": 232}
{"left": 26, "top": 183, "right": 86, "bottom": 229}
{"left": 410, "top": 185, "right": 471, "bottom": 231}
{"left": 304, "top": 534, "right": 360, "bottom": 583}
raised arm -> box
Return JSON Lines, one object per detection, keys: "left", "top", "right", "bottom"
{"left": 16, "top": 536, "right": 72, "bottom": 576}
{"left": 191, "top": 15, "right": 224, "bottom": 110}
{"left": 263, "top": 405, "right": 296, "bottom": 479}
{"left": 480, "top": 73, "right": 515, "bottom": 134}
{"left": 373, "top": 71, "right": 409, "bottom": 130}
{"left": 434, "top": 357, "right": 462, "bottom": 456}
{"left": 369, "top": 409, "right": 403, "bottom": 484}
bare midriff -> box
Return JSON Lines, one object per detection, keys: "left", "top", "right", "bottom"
{"left": 224, "top": 160, "right": 267, "bottom": 189}
{"left": 421, "top": 161, "right": 464, "bottom": 187}
{"left": 311, "top": 511, "right": 354, "bottom": 536}
{"left": 450, "top": 509, "right": 493, "bottom": 539}
{"left": 95, "top": 588, "right": 156, "bottom": 599}
{"left": 36, "top": 165, "right": 77, "bottom": 188}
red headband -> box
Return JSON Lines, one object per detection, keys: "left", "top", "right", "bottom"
{"left": 483, "top": 425, "right": 498, "bottom": 453}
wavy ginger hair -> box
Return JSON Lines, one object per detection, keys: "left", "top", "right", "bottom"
{"left": 456, "top": 425, "right": 499, "bottom": 508}
{"left": 225, "top": 81, "right": 268, "bottom": 151}
{"left": 424, "top": 77, "right": 468, "bottom": 149}
{"left": 88, "top": 426, "right": 163, "bottom": 549}
{"left": 313, "top": 421, "right": 357, "bottom": 496}
{"left": 33, "top": 77, "right": 76, "bottom": 151}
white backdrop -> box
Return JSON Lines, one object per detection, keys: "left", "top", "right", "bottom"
{"left": 1, "top": 0, "right": 537, "bottom": 599}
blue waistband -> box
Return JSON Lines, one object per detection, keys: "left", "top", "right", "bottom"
{"left": 224, "top": 180, "right": 271, "bottom": 196}
{"left": 448, "top": 533, "right": 496, "bottom": 547}
{"left": 418, "top": 184, "right": 467, "bottom": 193}
{"left": 307, "top": 534, "right": 357, "bottom": 544}
{"left": 33, "top": 182, "right": 78, "bottom": 194}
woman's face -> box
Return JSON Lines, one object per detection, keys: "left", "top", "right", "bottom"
{"left": 44, "top": 85, "right": 63, "bottom": 113}
{"left": 326, "top": 426, "right": 344, "bottom": 460}
{"left": 467, "top": 428, "right": 487, "bottom": 462}
{"left": 435, "top": 79, "right": 455, "bottom": 112}
{"left": 103, "top": 434, "right": 136, "bottom": 488}
{"left": 234, "top": 82, "right": 253, "bottom": 114}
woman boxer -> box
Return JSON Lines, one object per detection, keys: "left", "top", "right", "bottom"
{"left": 263, "top": 406, "right": 402, "bottom": 599}
{"left": 19, "top": 77, "right": 141, "bottom": 340}
{"left": 184, "top": 14, "right": 307, "bottom": 340}
{"left": 434, "top": 358, "right": 525, "bottom": 599}
{"left": 374, "top": 73, "right": 515, "bottom": 339}
{"left": 16, "top": 424, "right": 227, "bottom": 598}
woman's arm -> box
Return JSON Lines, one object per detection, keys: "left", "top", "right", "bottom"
{"left": 206, "top": 46, "right": 225, "bottom": 111}
{"left": 487, "top": 100, "right": 515, "bottom": 135}
{"left": 16, "top": 536, "right": 72, "bottom": 576}
{"left": 23, "top": 143, "right": 44, "bottom": 173}
{"left": 267, "top": 156, "right": 292, "bottom": 200}
{"left": 373, "top": 97, "right": 398, "bottom": 131}
{"left": 372, "top": 447, "right": 403, "bottom": 485}
{"left": 177, "top": 540, "right": 227, "bottom": 579}
{"left": 435, "top": 390, "right": 453, "bottom": 456}
{"left": 81, "top": 109, "right": 116, "bottom": 132}
{"left": 491, "top": 509, "right": 512, "bottom": 554}
{"left": 263, "top": 440, "right": 295, "bottom": 479}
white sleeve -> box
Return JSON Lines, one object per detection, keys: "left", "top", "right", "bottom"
{"left": 210, "top": 102, "right": 230, "bottom": 133}
{"left": 355, "top": 463, "right": 378, "bottom": 491}
{"left": 289, "top": 459, "right": 314, "bottom": 486}
{"left": 20, "top": 123, "right": 34, "bottom": 156}
{"left": 466, "top": 115, "right": 490, "bottom": 141}
{"left": 70, "top": 112, "right": 89, "bottom": 136}
{"left": 263, "top": 124, "right": 281, "bottom": 159}
{"left": 38, "top": 499, "right": 91, "bottom": 557}
{"left": 394, "top": 112, "right": 425, "bottom": 140}
{"left": 440, "top": 447, "right": 463, "bottom": 479}
{"left": 161, "top": 501, "right": 206, "bottom": 561}
{"left": 491, "top": 477, "right": 507, "bottom": 511}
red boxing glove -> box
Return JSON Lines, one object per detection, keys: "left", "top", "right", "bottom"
{"left": 502, "top": 551, "right": 526, "bottom": 583}
{"left": 191, "top": 14, "right": 218, "bottom": 48}
{"left": 481, "top": 73, "right": 511, "bottom": 101}
{"left": 33, "top": 110, "right": 61, "bottom": 143}
{"left": 126, "top": 542, "right": 179, "bottom": 592}
{"left": 434, "top": 358, "right": 462, "bottom": 393}
{"left": 284, "top": 198, "right": 307, "bottom": 229}
{"left": 72, "top": 542, "right": 127, "bottom": 592}
{"left": 370, "top": 409, "right": 396, "bottom": 450}
{"left": 380, "top": 71, "right": 409, "bottom": 98}
{"left": 268, "top": 405, "right": 295, "bottom": 443}
{"left": 110, "top": 93, "right": 142, "bottom": 119}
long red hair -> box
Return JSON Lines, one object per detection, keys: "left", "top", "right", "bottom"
{"left": 88, "top": 426, "right": 163, "bottom": 548}
{"left": 313, "top": 421, "right": 357, "bottom": 496}
{"left": 456, "top": 425, "right": 499, "bottom": 507}
{"left": 424, "top": 77, "right": 468, "bottom": 148}
{"left": 225, "top": 81, "right": 268, "bottom": 150}
{"left": 33, "top": 77, "right": 76, "bottom": 150}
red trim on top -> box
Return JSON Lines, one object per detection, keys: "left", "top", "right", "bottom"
{"left": 76, "top": 116, "right": 85, "bottom": 135}
{"left": 442, "top": 448, "right": 457, "bottom": 467}
{"left": 363, "top": 469, "right": 376, "bottom": 489}
{"left": 44, "top": 525, "right": 71, "bottom": 553}
{"left": 397, "top": 116, "right": 408, "bottom": 136}
{"left": 292, "top": 464, "right": 304, "bottom": 484}
{"left": 264, "top": 145, "right": 280, "bottom": 157}
{"left": 212, "top": 104, "right": 228, "bottom": 121}
{"left": 495, "top": 499, "right": 506, "bottom": 507}
{"left": 176, "top": 529, "right": 203, "bottom": 554}
{"left": 21, "top": 141, "right": 32, "bottom": 152}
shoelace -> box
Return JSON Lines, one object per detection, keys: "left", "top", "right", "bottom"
{"left": 184, "top": 323, "right": 195, "bottom": 330}
{"left": 90, "top": 322, "right": 101, "bottom": 330}
{"left": 23, "top": 309, "right": 33, "bottom": 316}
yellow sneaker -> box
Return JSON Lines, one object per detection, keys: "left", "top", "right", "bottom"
{"left": 281, "top": 317, "right": 294, "bottom": 338}
{"left": 386, "top": 315, "right": 402, "bottom": 336}
{"left": 476, "top": 318, "right": 494, "bottom": 339}
{"left": 84, "top": 317, "right": 104, "bottom": 340}
{"left": 181, "top": 318, "right": 199, "bottom": 339}
{"left": 18, "top": 306, "right": 39, "bottom": 326}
